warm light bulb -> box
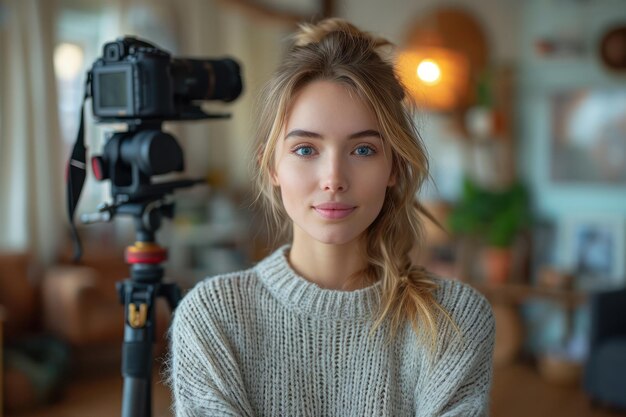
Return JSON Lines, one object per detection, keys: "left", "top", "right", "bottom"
{"left": 54, "top": 43, "right": 84, "bottom": 81}
{"left": 417, "top": 59, "right": 441, "bottom": 84}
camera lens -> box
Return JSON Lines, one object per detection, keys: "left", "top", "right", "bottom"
{"left": 171, "top": 58, "right": 243, "bottom": 103}
{"left": 211, "top": 59, "right": 243, "bottom": 102}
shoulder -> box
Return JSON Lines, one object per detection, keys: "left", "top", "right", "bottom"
{"left": 173, "top": 267, "right": 261, "bottom": 329}
{"left": 430, "top": 276, "right": 495, "bottom": 342}
{"left": 431, "top": 277, "right": 492, "bottom": 318}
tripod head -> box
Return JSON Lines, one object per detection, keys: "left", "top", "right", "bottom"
{"left": 79, "top": 120, "right": 204, "bottom": 228}
{"left": 69, "top": 118, "right": 207, "bottom": 260}
{"left": 94, "top": 121, "right": 186, "bottom": 200}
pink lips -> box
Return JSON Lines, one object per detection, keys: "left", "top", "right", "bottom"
{"left": 313, "top": 202, "right": 356, "bottom": 219}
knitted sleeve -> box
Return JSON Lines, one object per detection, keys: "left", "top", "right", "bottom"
{"left": 168, "top": 281, "right": 255, "bottom": 417}
{"left": 414, "top": 282, "right": 496, "bottom": 417}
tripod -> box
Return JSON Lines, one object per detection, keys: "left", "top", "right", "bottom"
{"left": 115, "top": 201, "right": 181, "bottom": 417}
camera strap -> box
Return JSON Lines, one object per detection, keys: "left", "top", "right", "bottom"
{"left": 66, "top": 71, "right": 92, "bottom": 262}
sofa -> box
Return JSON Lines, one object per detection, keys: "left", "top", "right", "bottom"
{"left": 583, "top": 287, "right": 626, "bottom": 410}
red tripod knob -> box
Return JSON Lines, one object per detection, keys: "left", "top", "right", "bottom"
{"left": 125, "top": 242, "right": 168, "bottom": 264}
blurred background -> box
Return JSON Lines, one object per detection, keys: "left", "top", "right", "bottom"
{"left": 1, "top": 0, "right": 626, "bottom": 416}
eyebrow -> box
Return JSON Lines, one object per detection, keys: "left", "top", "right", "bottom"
{"left": 284, "top": 129, "right": 382, "bottom": 140}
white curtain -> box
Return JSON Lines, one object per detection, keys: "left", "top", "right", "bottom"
{"left": 0, "top": 0, "right": 64, "bottom": 265}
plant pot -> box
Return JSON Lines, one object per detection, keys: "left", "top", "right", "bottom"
{"left": 482, "top": 247, "right": 512, "bottom": 284}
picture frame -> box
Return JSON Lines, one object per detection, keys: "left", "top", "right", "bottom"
{"left": 550, "top": 89, "right": 626, "bottom": 185}
{"left": 559, "top": 214, "right": 626, "bottom": 291}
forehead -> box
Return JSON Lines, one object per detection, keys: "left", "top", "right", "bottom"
{"left": 285, "top": 80, "right": 379, "bottom": 132}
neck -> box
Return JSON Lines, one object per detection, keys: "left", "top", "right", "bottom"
{"left": 288, "top": 228, "right": 370, "bottom": 291}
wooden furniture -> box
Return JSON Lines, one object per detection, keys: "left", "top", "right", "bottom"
{"left": 43, "top": 245, "right": 172, "bottom": 376}
{"left": 473, "top": 282, "right": 587, "bottom": 306}
{"left": 0, "top": 252, "right": 39, "bottom": 342}
{"left": 471, "top": 282, "right": 588, "bottom": 367}
{"left": 474, "top": 283, "right": 587, "bottom": 337}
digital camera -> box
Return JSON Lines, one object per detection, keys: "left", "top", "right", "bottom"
{"left": 90, "top": 36, "right": 243, "bottom": 121}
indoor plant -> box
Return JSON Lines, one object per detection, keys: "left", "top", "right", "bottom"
{"left": 448, "top": 177, "right": 531, "bottom": 283}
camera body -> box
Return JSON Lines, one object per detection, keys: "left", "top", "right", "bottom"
{"left": 91, "top": 36, "right": 242, "bottom": 121}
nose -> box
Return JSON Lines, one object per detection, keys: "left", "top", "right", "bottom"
{"left": 319, "top": 153, "right": 348, "bottom": 193}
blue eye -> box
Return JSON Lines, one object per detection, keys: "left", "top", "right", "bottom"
{"left": 354, "top": 145, "right": 375, "bottom": 156}
{"left": 294, "top": 146, "right": 315, "bottom": 157}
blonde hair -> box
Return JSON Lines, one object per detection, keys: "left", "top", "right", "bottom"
{"left": 253, "top": 18, "right": 457, "bottom": 354}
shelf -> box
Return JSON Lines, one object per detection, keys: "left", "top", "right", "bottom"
{"left": 472, "top": 282, "right": 588, "bottom": 307}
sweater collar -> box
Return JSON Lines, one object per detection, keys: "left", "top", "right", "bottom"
{"left": 255, "top": 245, "right": 382, "bottom": 321}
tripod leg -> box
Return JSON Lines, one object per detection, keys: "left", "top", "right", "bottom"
{"left": 122, "top": 377, "right": 151, "bottom": 417}
{"left": 118, "top": 280, "right": 156, "bottom": 417}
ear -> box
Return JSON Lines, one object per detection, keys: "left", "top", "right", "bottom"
{"left": 270, "top": 168, "right": 280, "bottom": 187}
{"left": 258, "top": 143, "right": 280, "bottom": 187}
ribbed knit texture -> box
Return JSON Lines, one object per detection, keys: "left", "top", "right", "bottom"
{"left": 168, "top": 246, "right": 495, "bottom": 417}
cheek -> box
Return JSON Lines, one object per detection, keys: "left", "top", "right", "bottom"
{"left": 276, "top": 173, "right": 308, "bottom": 223}
{"left": 270, "top": 155, "right": 289, "bottom": 187}
{"left": 274, "top": 163, "right": 308, "bottom": 202}
{"left": 362, "top": 161, "right": 394, "bottom": 190}
{"left": 273, "top": 153, "right": 316, "bottom": 188}
{"left": 371, "top": 180, "right": 391, "bottom": 211}
{"left": 357, "top": 165, "right": 393, "bottom": 212}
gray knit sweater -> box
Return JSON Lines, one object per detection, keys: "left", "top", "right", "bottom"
{"left": 168, "top": 246, "right": 495, "bottom": 416}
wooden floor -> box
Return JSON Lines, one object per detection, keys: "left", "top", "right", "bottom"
{"left": 6, "top": 361, "right": 626, "bottom": 417}
{"left": 490, "top": 362, "right": 626, "bottom": 417}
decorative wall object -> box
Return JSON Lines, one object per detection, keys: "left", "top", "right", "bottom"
{"left": 534, "top": 37, "right": 586, "bottom": 59}
{"left": 559, "top": 214, "right": 626, "bottom": 290}
{"left": 550, "top": 89, "right": 626, "bottom": 184}
{"left": 599, "top": 25, "right": 626, "bottom": 71}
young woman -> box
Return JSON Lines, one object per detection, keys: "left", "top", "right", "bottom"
{"left": 169, "top": 18, "right": 495, "bottom": 417}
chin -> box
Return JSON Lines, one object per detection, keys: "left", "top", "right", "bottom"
{"left": 292, "top": 217, "right": 371, "bottom": 247}
{"left": 309, "top": 230, "right": 364, "bottom": 247}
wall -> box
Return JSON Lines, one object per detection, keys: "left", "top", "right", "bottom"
{"left": 518, "top": 0, "right": 626, "bottom": 276}
{"left": 518, "top": 0, "right": 626, "bottom": 218}
{"left": 339, "top": 0, "right": 521, "bottom": 64}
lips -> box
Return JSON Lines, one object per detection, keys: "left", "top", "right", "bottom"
{"left": 313, "top": 202, "right": 356, "bottom": 219}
